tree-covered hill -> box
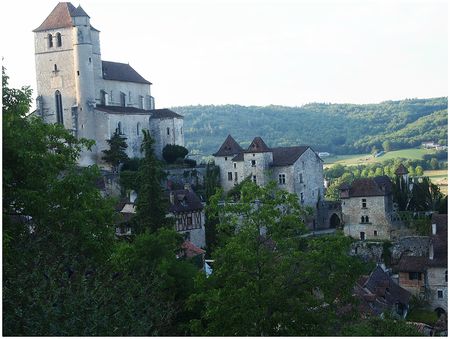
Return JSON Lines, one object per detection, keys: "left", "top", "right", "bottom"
{"left": 172, "top": 97, "right": 447, "bottom": 159}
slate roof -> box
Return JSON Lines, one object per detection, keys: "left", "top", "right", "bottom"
{"left": 168, "top": 189, "right": 203, "bottom": 214}
{"left": 272, "top": 146, "right": 309, "bottom": 166}
{"left": 33, "top": 2, "right": 90, "bottom": 32}
{"left": 102, "top": 61, "right": 152, "bottom": 85}
{"left": 214, "top": 135, "right": 244, "bottom": 157}
{"left": 232, "top": 153, "right": 244, "bottom": 162}
{"left": 245, "top": 137, "right": 271, "bottom": 153}
{"left": 343, "top": 176, "right": 393, "bottom": 198}
{"left": 394, "top": 256, "right": 429, "bottom": 273}
{"left": 363, "top": 265, "right": 411, "bottom": 306}
{"left": 149, "top": 109, "right": 183, "bottom": 119}
{"left": 395, "top": 164, "right": 408, "bottom": 175}
{"left": 95, "top": 106, "right": 183, "bottom": 119}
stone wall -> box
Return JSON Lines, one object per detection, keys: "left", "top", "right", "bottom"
{"left": 243, "top": 151, "right": 273, "bottom": 187}
{"left": 427, "top": 267, "right": 448, "bottom": 312}
{"left": 390, "top": 236, "right": 430, "bottom": 262}
{"left": 350, "top": 241, "right": 384, "bottom": 263}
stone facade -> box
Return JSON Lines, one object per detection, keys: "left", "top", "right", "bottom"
{"left": 33, "top": 3, "right": 184, "bottom": 167}
{"left": 340, "top": 176, "right": 398, "bottom": 241}
{"left": 213, "top": 135, "right": 326, "bottom": 228}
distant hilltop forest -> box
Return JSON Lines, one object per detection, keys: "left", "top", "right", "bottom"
{"left": 172, "top": 97, "right": 448, "bottom": 160}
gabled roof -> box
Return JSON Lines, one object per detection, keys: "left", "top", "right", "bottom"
{"left": 395, "top": 164, "right": 409, "bottom": 175}
{"left": 344, "top": 176, "right": 393, "bottom": 198}
{"left": 33, "top": 2, "right": 89, "bottom": 32}
{"left": 102, "top": 61, "right": 152, "bottom": 85}
{"left": 168, "top": 189, "right": 203, "bottom": 214}
{"left": 394, "top": 256, "right": 429, "bottom": 273}
{"left": 245, "top": 137, "right": 271, "bottom": 153}
{"left": 149, "top": 109, "right": 183, "bottom": 119}
{"left": 182, "top": 241, "right": 205, "bottom": 258}
{"left": 272, "top": 146, "right": 309, "bottom": 166}
{"left": 213, "top": 135, "right": 243, "bottom": 157}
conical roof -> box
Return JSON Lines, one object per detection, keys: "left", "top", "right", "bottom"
{"left": 245, "top": 137, "right": 271, "bottom": 153}
{"left": 33, "top": 2, "right": 90, "bottom": 32}
{"left": 395, "top": 164, "right": 408, "bottom": 175}
{"left": 213, "top": 135, "right": 243, "bottom": 157}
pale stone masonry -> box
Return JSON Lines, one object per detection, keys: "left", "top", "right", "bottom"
{"left": 213, "top": 135, "right": 325, "bottom": 211}
{"left": 339, "top": 176, "right": 395, "bottom": 240}
{"left": 33, "top": 2, "right": 184, "bottom": 166}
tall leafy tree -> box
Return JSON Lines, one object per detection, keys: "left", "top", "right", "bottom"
{"left": 102, "top": 130, "right": 129, "bottom": 172}
{"left": 189, "top": 181, "right": 365, "bottom": 336}
{"left": 135, "top": 130, "right": 168, "bottom": 233}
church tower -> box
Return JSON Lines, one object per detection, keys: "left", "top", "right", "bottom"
{"left": 33, "top": 2, "right": 100, "bottom": 165}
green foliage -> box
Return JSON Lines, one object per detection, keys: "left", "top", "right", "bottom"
{"left": 135, "top": 130, "right": 169, "bottom": 233}
{"left": 162, "top": 144, "right": 189, "bottom": 164}
{"left": 189, "top": 181, "right": 365, "bottom": 336}
{"left": 406, "top": 309, "right": 439, "bottom": 326}
{"left": 204, "top": 162, "right": 221, "bottom": 255}
{"left": 102, "top": 131, "right": 129, "bottom": 172}
{"left": 174, "top": 98, "right": 447, "bottom": 160}
{"left": 325, "top": 172, "right": 353, "bottom": 201}
{"left": 382, "top": 140, "right": 392, "bottom": 152}
{"left": 340, "top": 317, "right": 421, "bottom": 336}
{"left": 409, "top": 177, "right": 443, "bottom": 212}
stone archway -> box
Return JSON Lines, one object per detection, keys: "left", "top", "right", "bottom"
{"left": 329, "top": 213, "right": 341, "bottom": 228}
{"left": 435, "top": 307, "right": 446, "bottom": 318}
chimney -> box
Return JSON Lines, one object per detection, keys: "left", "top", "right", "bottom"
{"left": 184, "top": 183, "right": 191, "bottom": 191}
{"left": 432, "top": 223, "right": 437, "bottom": 235}
{"left": 169, "top": 192, "right": 174, "bottom": 204}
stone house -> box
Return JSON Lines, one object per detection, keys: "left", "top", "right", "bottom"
{"left": 393, "top": 214, "right": 447, "bottom": 315}
{"left": 167, "top": 185, "right": 206, "bottom": 249}
{"left": 340, "top": 176, "right": 398, "bottom": 240}
{"left": 33, "top": 2, "right": 184, "bottom": 167}
{"left": 213, "top": 135, "right": 326, "bottom": 228}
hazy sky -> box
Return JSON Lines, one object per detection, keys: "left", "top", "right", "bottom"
{"left": 1, "top": 0, "right": 448, "bottom": 108}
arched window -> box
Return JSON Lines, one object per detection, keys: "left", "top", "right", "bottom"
{"left": 365, "top": 216, "right": 369, "bottom": 223}
{"left": 48, "top": 34, "right": 53, "bottom": 48}
{"left": 56, "top": 32, "right": 62, "bottom": 47}
{"left": 55, "top": 90, "right": 63, "bottom": 125}
{"left": 137, "top": 122, "right": 141, "bottom": 136}
{"left": 361, "top": 216, "right": 365, "bottom": 223}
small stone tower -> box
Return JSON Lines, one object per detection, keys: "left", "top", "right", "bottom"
{"left": 395, "top": 163, "right": 409, "bottom": 190}
{"left": 243, "top": 137, "right": 273, "bottom": 187}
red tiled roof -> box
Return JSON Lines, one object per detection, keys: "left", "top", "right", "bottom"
{"left": 33, "top": 2, "right": 90, "bottom": 32}
{"left": 182, "top": 241, "right": 205, "bottom": 258}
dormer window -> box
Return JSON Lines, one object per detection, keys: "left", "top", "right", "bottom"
{"left": 47, "top": 34, "right": 53, "bottom": 48}
{"left": 56, "top": 32, "right": 62, "bottom": 47}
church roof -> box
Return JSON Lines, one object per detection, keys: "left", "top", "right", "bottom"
{"left": 214, "top": 135, "right": 244, "bottom": 157}
{"left": 272, "top": 146, "right": 309, "bottom": 166}
{"left": 245, "top": 137, "right": 271, "bottom": 153}
{"left": 395, "top": 164, "right": 408, "bottom": 175}
{"left": 95, "top": 105, "right": 183, "bottom": 119}
{"left": 149, "top": 109, "right": 183, "bottom": 119}
{"left": 168, "top": 189, "right": 204, "bottom": 213}
{"left": 33, "top": 2, "right": 90, "bottom": 32}
{"left": 102, "top": 61, "right": 152, "bottom": 85}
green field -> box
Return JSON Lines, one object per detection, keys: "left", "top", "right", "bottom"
{"left": 425, "top": 170, "right": 448, "bottom": 195}
{"left": 323, "top": 148, "right": 437, "bottom": 167}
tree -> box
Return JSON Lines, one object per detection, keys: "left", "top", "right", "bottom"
{"left": 409, "top": 177, "right": 443, "bottom": 212}
{"left": 382, "top": 140, "right": 392, "bottom": 152}
{"left": 102, "top": 131, "right": 129, "bottom": 172}
{"left": 340, "top": 316, "right": 420, "bottom": 336}
{"left": 189, "top": 181, "right": 365, "bottom": 336}
{"left": 135, "top": 130, "right": 169, "bottom": 233}
{"left": 203, "top": 161, "right": 221, "bottom": 255}
{"left": 415, "top": 165, "right": 424, "bottom": 176}
{"left": 430, "top": 157, "right": 439, "bottom": 170}
{"left": 162, "top": 144, "right": 189, "bottom": 164}
{"left": 325, "top": 172, "right": 353, "bottom": 201}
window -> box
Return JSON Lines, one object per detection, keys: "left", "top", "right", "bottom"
{"left": 139, "top": 95, "right": 144, "bottom": 109}
{"left": 120, "top": 92, "right": 126, "bottom": 107}
{"left": 187, "top": 215, "right": 193, "bottom": 226}
{"left": 228, "top": 172, "right": 233, "bottom": 181}
{"left": 362, "top": 199, "right": 367, "bottom": 208}
{"left": 361, "top": 216, "right": 365, "bottom": 223}
{"left": 56, "top": 32, "right": 62, "bottom": 47}
{"left": 252, "top": 175, "right": 257, "bottom": 184}
{"left": 100, "top": 90, "right": 107, "bottom": 105}
{"left": 233, "top": 162, "right": 237, "bottom": 169}
{"left": 374, "top": 230, "right": 378, "bottom": 236}
{"left": 136, "top": 122, "right": 141, "bottom": 136}
{"left": 408, "top": 272, "right": 422, "bottom": 280}
{"left": 234, "top": 172, "right": 238, "bottom": 181}
{"left": 167, "top": 127, "right": 170, "bottom": 136}
{"left": 300, "top": 192, "right": 304, "bottom": 204}
{"left": 360, "top": 232, "right": 365, "bottom": 241}
{"left": 279, "top": 174, "right": 286, "bottom": 185}
{"left": 55, "top": 90, "right": 63, "bottom": 125}
{"left": 225, "top": 157, "right": 227, "bottom": 161}
{"left": 251, "top": 160, "right": 256, "bottom": 167}
{"left": 299, "top": 173, "right": 303, "bottom": 183}
{"left": 365, "top": 216, "right": 369, "bottom": 223}
{"left": 47, "top": 34, "right": 53, "bottom": 48}
{"left": 437, "top": 290, "right": 444, "bottom": 299}
{"left": 53, "top": 64, "right": 58, "bottom": 73}
{"left": 361, "top": 216, "right": 369, "bottom": 224}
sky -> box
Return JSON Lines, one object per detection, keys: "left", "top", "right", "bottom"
{"left": 1, "top": 0, "right": 448, "bottom": 108}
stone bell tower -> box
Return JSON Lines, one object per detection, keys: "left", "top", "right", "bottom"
{"left": 33, "top": 2, "right": 101, "bottom": 165}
